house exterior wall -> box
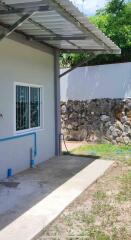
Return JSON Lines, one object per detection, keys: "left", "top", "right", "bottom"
{"left": 0, "top": 38, "right": 55, "bottom": 179}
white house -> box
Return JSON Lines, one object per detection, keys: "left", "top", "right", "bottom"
{"left": 0, "top": 0, "right": 120, "bottom": 179}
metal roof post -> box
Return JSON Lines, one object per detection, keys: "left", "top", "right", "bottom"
{"left": 54, "top": 48, "right": 61, "bottom": 156}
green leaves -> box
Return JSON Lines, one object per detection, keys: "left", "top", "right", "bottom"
{"left": 88, "top": 0, "right": 131, "bottom": 65}
{"left": 60, "top": 52, "right": 90, "bottom": 68}
{"left": 90, "top": 0, "right": 131, "bottom": 51}
{"left": 106, "top": 0, "right": 125, "bottom": 14}
{"left": 61, "top": 0, "right": 131, "bottom": 67}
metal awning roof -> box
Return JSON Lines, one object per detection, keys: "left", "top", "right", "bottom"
{"left": 0, "top": 0, "right": 121, "bottom": 54}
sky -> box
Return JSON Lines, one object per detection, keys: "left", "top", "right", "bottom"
{"left": 70, "top": 0, "right": 108, "bottom": 16}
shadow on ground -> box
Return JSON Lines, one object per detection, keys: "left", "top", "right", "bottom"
{"left": 0, "top": 155, "right": 96, "bottom": 231}
{"left": 63, "top": 152, "right": 100, "bottom": 159}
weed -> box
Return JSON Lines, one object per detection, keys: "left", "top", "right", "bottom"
{"left": 93, "top": 191, "right": 107, "bottom": 200}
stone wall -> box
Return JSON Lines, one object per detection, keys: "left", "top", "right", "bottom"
{"left": 61, "top": 99, "right": 131, "bottom": 145}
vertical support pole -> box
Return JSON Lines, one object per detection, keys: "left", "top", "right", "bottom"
{"left": 30, "top": 148, "right": 35, "bottom": 168}
{"left": 54, "top": 49, "right": 61, "bottom": 156}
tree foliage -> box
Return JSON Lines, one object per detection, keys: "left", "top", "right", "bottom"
{"left": 60, "top": 52, "right": 90, "bottom": 68}
{"left": 60, "top": 0, "right": 131, "bottom": 67}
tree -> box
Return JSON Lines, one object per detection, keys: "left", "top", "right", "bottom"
{"left": 60, "top": 0, "right": 131, "bottom": 67}
{"left": 89, "top": 0, "right": 131, "bottom": 65}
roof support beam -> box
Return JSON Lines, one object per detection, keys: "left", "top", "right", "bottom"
{"left": 61, "top": 49, "right": 106, "bottom": 53}
{"left": 27, "top": 20, "right": 82, "bottom": 50}
{"left": 61, "top": 49, "right": 120, "bottom": 55}
{"left": 0, "top": 1, "right": 56, "bottom": 47}
{"left": 35, "top": 35, "right": 88, "bottom": 41}
{"left": 0, "top": 1, "right": 61, "bottom": 41}
{"left": 0, "top": 17, "right": 56, "bottom": 52}
{"left": 0, "top": 12, "right": 35, "bottom": 40}
{"left": 0, "top": 5, "right": 50, "bottom": 15}
{"left": 8, "top": 1, "right": 49, "bottom": 9}
{"left": 0, "top": 1, "right": 53, "bottom": 36}
{"left": 0, "top": 19, "right": 54, "bottom": 54}
{"left": 59, "top": 54, "right": 96, "bottom": 78}
{"left": 9, "top": 31, "right": 54, "bottom": 54}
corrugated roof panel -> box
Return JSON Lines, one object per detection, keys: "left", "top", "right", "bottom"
{"left": 46, "top": 40, "right": 78, "bottom": 49}
{"left": 70, "top": 39, "right": 102, "bottom": 47}
{"left": 0, "top": 14, "right": 20, "bottom": 25}
{"left": 0, "top": 0, "right": 121, "bottom": 54}
{"left": 4, "top": 0, "right": 41, "bottom": 4}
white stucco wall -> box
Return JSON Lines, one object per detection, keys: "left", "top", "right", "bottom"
{"left": 60, "top": 62, "right": 131, "bottom": 101}
{"left": 0, "top": 38, "right": 55, "bottom": 179}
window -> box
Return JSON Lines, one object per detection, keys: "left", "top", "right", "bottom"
{"left": 16, "top": 84, "right": 41, "bottom": 131}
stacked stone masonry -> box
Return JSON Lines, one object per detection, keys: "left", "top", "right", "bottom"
{"left": 61, "top": 99, "right": 131, "bottom": 145}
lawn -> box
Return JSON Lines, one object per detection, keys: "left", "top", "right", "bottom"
{"left": 71, "top": 143, "right": 131, "bottom": 165}
{"left": 37, "top": 143, "right": 131, "bottom": 240}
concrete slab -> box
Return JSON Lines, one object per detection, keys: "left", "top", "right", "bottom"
{"left": 0, "top": 156, "right": 114, "bottom": 240}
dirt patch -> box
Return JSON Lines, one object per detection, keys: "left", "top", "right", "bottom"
{"left": 37, "top": 160, "right": 131, "bottom": 240}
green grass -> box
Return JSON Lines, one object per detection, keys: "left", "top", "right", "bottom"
{"left": 71, "top": 143, "right": 131, "bottom": 165}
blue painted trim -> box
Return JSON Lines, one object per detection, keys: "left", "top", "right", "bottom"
{"left": 30, "top": 159, "right": 35, "bottom": 168}
{"left": 7, "top": 168, "right": 13, "bottom": 178}
{"left": 0, "top": 132, "right": 37, "bottom": 157}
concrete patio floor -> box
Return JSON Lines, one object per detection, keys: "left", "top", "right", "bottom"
{"left": 0, "top": 155, "right": 114, "bottom": 240}
{"left": 0, "top": 156, "right": 94, "bottom": 229}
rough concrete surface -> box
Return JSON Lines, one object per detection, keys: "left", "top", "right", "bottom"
{"left": 0, "top": 156, "right": 113, "bottom": 240}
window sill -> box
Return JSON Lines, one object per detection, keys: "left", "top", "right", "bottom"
{"left": 14, "top": 127, "right": 44, "bottom": 136}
